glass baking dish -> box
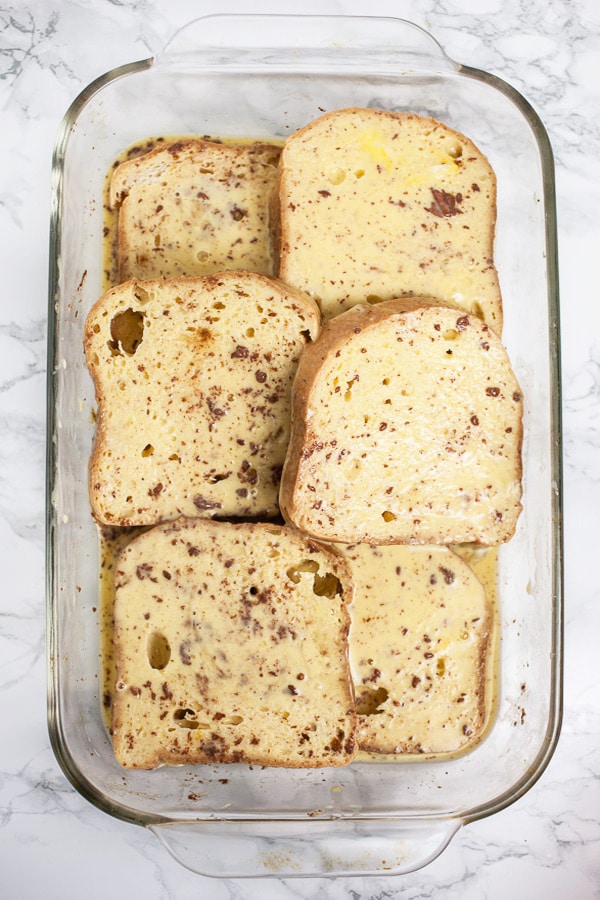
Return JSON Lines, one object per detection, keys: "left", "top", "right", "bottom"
{"left": 46, "top": 14, "right": 562, "bottom": 878}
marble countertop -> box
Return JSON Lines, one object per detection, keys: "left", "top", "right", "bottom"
{"left": 1, "top": 0, "right": 598, "bottom": 897}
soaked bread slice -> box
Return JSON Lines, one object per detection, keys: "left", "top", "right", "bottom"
{"left": 272, "top": 107, "right": 502, "bottom": 331}
{"left": 84, "top": 271, "right": 319, "bottom": 526}
{"left": 110, "top": 138, "right": 281, "bottom": 282}
{"left": 110, "top": 518, "right": 357, "bottom": 769}
{"left": 341, "top": 542, "right": 492, "bottom": 756}
{"left": 279, "top": 298, "right": 522, "bottom": 545}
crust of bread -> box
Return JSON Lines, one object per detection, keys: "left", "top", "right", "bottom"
{"left": 341, "top": 542, "right": 492, "bottom": 756}
{"left": 110, "top": 138, "right": 281, "bottom": 282}
{"left": 110, "top": 518, "right": 357, "bottom": 769}
{"left": 279, "top": 298, "right": 522, "bottom": 545}
{"left": 272, "top": 107, "right": 502, "bottom": 331}
{"left": 84, "top": 271, "right": 320, "bottom": 526}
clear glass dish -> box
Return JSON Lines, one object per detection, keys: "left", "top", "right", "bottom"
{"left": 46, "top": 14, "right": 562, "bottom": 878}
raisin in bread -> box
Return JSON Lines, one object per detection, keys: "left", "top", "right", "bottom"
{"left": 110, "top": 138, "right": 281, "bottom": 282}
{"left": 111, "top": 518, "right": 357, "bottom": 769}
{"left": 342, "top": 542, "right": 492, "bottom": 756}
{"left": 272, "top": 107, "right": 502, "bottom": 331}
{"left": 279, "top": 298, "right": 522, "bottom": 545}
{"left": 84, "top": 271, "right": 320, "bottom": 526}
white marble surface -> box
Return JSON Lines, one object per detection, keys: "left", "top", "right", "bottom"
{"left": 1, "top": 0, "right": 599, "bottom": 897}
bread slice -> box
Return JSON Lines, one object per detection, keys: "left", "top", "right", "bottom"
{"left": 110, "top": 518, "right": 357, "bottom": 769}
{"left": 110, "top": 138, "right": 281, "bottom": 282}
{"left": 279, "top": 298, "right": 523, "bottom": 545}
{"left": 84, "top": 271, "right": 320, "bottom": 526}
{"left": 341, "top": 542, "right": 492, "bottom": 756}
{"left": 272, "top": 107, "right": 502, "bottom": 332}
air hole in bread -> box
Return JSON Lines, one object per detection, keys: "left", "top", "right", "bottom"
{"left": 227, "top": 715, "right": 244, "bottom": 725}
{"left": 328, "top": 168, "right": 346, "bottom": 185}
{"left": 174, "top": 708, "right": 199, "bottom": 729}
{"left": 213, "top": 301, "right": 226, "bottom": 310}
{"left": 133, "top": 287, "right": 150, "bottom": 305}
{"left": 147, "top": 631, "right": 171, "bottom": 670}
{"left": 355, "top": 169, "right": 365, "bottom": 179}
{"left": 196, "top": 250, "right": 209, "bottom": 263}
{"left": 382, "top": 510, "right": 397, "bottom": 522}
{"left": 313, "top": 572, "right": 342, "bottom": 599}
{"left": 286, "top": 559, "right": 320, "bottom": 584}
{"left": 356, "top": 686, "right": 389, "bottom": 716}
{"left": 443, "top": 329, "right": 459, "bottom": 341}
{"left": 366, "top": 294, "right": 383, "bottom": 305}
{"left": 246, "top": 327, "right": 255, "bottom": 338}
{"left": 436, "top": 657, "right": 447, "bottom": 677}
{"left": 141, "top": 444, "right": 154, "bottom": 457}
{"left": 108, "top": 308, "right": 145, "bottom": 356}
{"left": 205, "top": 472, "right": 230, "bottom": 484}
{"left": 446, "top": 141, "right": 463, "bottom": 159}
{"left": 344, "top": 376, "right": 358, "bottom": 402}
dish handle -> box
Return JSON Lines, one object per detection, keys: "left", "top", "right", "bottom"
{"left": 149, "top": 817, "right": 461, "bottom": 878}
{"left": 156, "top": 13, "right": 457, "bottom": 74}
